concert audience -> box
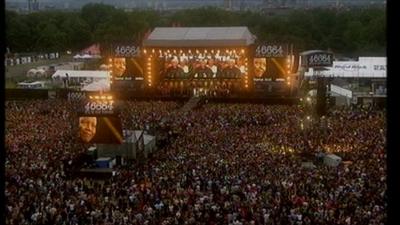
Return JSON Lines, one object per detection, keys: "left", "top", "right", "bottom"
{"left": 5, "top": 100, "right": 386, "bottom": 225}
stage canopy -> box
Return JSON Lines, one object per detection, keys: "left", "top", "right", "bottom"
{"left": 143, "top": 27, "right": 256, "bottom": 47}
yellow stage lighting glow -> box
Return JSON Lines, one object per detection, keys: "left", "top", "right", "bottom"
{"left": 143, "top": 49, "right": 147, "bottom": 54}
{"left": 152, "top": 49, "right": 155, "bottom": 53}
{"left": 107, "top": 96, "right": 112, "bottom": 100}
{"left": 94, "top": 96, "right": 100, "bottom": 100}
{"left": 241, "top": 49, "right": 245, "bottom": 54}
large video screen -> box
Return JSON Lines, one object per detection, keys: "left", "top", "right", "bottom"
{"left": 253, "top": 57, "right": 287, "bottom": 80}
{"left": 78, "top": 116, "right": 123, "bottom": 144}
{"left": 157, "top": 51, "right": 247, "bottom": 79}
{"left": 111, "top": 57, "right": 144, "bottom": 81}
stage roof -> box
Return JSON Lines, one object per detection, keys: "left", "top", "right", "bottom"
{"left": 143, "top": 27, "right": 256, "bottom": 47}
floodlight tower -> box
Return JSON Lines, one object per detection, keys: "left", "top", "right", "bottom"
{"left": 224, "top": 0, "right": 233, "bottom": 10}
{"left": 27, "top": 0, "right": 32, "bottom": 12}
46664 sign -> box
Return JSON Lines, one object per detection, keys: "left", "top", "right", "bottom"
{"left": 84, "top": 101, "right": 114, "bottom": 115}
{"left": 114, "top": 45, "right": 140, "bottom": 57}
{"left": 255, "top": 44, "right": 287, "bottom": 58}
{"left": 307, "top": 53, "right": 333, "bottom": 67}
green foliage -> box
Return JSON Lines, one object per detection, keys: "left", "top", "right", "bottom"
{"left": 5, "top": 5, "right": 386, "bottom": 55}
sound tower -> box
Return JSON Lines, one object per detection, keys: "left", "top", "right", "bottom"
{"left": 316, "top": 76, "right": 327, "bottom": 117}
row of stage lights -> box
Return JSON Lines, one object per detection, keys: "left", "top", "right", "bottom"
{"left": 89, "top": 95, "right": 113, "bottom": 101}
{"left": 143, "top": 48, "right": 246, "bottom": 56}
{"left": 147, "top": 55, "right": 152, "bottom": 86}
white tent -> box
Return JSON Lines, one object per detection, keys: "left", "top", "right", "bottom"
{"left": 17, "top": 81, "right": 46, "bottom": 89}
{"left": 99, "top": 64, "right": 108, "bottom": 70}
{"left": 36, "top": 69, "right": 46, "bottom": 78}
{"left": 52, "top": 70, "right": 109, "bottom": 79}
{"left": 74, "top": 54, "right": 101, "bottom": 60}
{"left": 73, "top": 54, "right": 83, "bottom": 59}
{"left": 27, "top": 69, "right": 38, "bottom": 77}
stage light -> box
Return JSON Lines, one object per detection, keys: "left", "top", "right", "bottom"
{"left": 100, "top": 96, "right": 106, "bottom": 100}
{"left": 108, "top": 58, "right": 112, "bottom": 63}
{"left": 143, "top": 49, "right": 147, "bottom": 54}
{"left": 204, "top": 50, "right": 207, "bottom": 53}
{"left": 307, "top": 116, "right": 311, "bottom": 120}
{"left": 89, "top": 96, "right": 93, "bottom": 99}
{"left": 241, "top": 49, "right": 245, "bottom": 54}
{"left": 107, "top": 96, "right": 112, "bottom": 100}
{"left": 173, "top": 50, "right": 176, "bottom": 54}
{"left": 306, "top": 97, "right": 311, "bottom": 102}
{"left": 94, "top": 96, "right": 100, "bottom": 100}
{"left": 300, "top": 98, "right": 303, "bottom": 101}
{"left": 245, "top": 84, "right": 248, "bottom": 88}
{"left": 152, "top": 49, "right": 155, "bottom": 53}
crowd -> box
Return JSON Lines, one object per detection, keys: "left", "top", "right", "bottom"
{"left": 5, "top": 99, "right": 386, "bottom": 225}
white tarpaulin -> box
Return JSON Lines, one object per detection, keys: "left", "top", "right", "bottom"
{"left": 305, "top": 57, "right": 386, "bottom": 78}
{"left": 81, "top": 79, "right": 110, "bottom": 91}
{"left": 52, "top": 70, "right": 109, "bottom": 79}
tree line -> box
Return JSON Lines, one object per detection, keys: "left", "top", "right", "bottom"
{"left": 6, "top": 3, "right": 386, "bottom": 56}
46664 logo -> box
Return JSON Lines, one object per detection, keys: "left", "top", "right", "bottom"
{"left": 255, "top": 45, "right": 284, "bottom": 57}
{"left": 115, "top": 46, "right": 140, "bottom": 57}
{"left": 308, "top": 54, "right": 332, "bottom": 66}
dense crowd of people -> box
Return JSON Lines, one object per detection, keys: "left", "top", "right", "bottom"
{"left": 5, "top": 99, "right": 386, "bottom": 225}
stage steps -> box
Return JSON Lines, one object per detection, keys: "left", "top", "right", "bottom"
{"left": 181, "top": 96, "right": 202, "bottom": 112}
